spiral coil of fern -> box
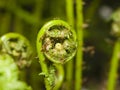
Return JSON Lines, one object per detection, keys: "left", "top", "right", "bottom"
{"left": 36, "top": 19, "right": 77, "bottom": 90}
{"left": 0, "top": 33, "right": 33, "bottom": 69}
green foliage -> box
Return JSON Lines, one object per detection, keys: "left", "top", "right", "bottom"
{"left": 0, "top": 54, "right": 32, "bottom": 90}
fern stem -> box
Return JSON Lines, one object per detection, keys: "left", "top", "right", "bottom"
{"left": 0, "top": 13, "right": 11, "bottom": 36}
{"left": 65, "top": 0, "right": 74, "bottom": 89}
{"left": 75, "top": 0, "right": 83, "bottom": 89}
{"left": 107, "top": 40, "right": 120, "bottom": 90}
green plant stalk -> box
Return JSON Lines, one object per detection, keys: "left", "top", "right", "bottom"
{"left": 36, "top": 41, "right": 50, "bottom": 90}
{"left": 66, "top": 0, "right": 74, "bottom": 26}
{"left": 107, "top": 40, "right": 120, "bottom": 90}
{"left": 49, "top": 0, "right": 65, "bottom": 18}
{"left": 85, "top": 0, "right": 101, "bottom": 20}
{"left": 65, "top": 0, "right": 74, "bottom": 89}
{"left": 6, "top": 0, "right": 40, "bottom": 25}
{"left": 14, "top": 17, "right": 23, "bottom": 34}
{"left": 34, "top": 0, "right": 44, "bottom": 20}
{"left": 75, "top": 0, "right": 83, "bottom": 90}
{"left": 0, "top": 13, "right": 11, "bottom": 36}
{"left": 52, "top": 64, "right": 64, "bottom": 90}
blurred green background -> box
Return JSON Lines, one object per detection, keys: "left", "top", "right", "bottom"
{"left": 0, "top": 0, "right": 120, "bottom": 90}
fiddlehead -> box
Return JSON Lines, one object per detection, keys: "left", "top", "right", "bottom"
{"left": 0, "top": 33, "right": 33, "bottom": 68}
{"left": 38, "top": 20, "right": 77, "bottom": 64}
{"left": 37, "top": 20, "right": 77, "bottom": 90}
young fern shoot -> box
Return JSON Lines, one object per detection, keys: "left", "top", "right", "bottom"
{"left": 36, "top": 20, "right": 77, "bottom": 90}
{"left": 0, "top": 33, "right": 33, "bottom": 69}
